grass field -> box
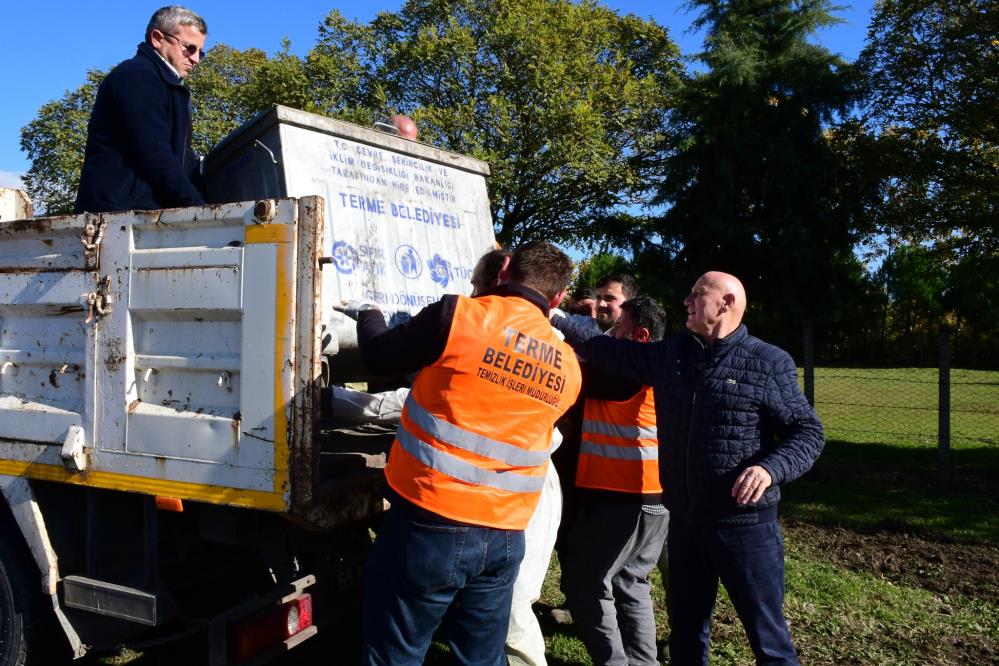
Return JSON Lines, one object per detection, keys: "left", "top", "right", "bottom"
{"left": 803, "top": 367, "right": 998, "bottom": 448}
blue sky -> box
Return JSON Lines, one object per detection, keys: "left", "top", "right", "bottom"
{"left": 0, "top": 0, "right": 875, "bottom": 188}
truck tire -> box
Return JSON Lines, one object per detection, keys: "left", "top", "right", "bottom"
{"left": 0, "top": 533, "right": 42, "bottom": 666}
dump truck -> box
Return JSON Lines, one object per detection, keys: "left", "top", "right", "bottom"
{"left": 0, "top": 105, "right": 496, "bottom": 665}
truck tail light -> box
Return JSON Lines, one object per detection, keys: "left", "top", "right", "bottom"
{"left": 285, "top": 594, "right": 312, "bottom": 636}
{"left": 230, "top": 593, "right": 314, "bottom": 664}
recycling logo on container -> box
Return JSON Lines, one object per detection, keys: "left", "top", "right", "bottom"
{"left": 331, "top": 240, "right": 358, "bottom": 275}
{"left": 427, "top": 254, "right": 451, "bottom": 288}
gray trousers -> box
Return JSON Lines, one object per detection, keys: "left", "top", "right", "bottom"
{"left": 562, "top": 501, "right": 668, "bottom": 666}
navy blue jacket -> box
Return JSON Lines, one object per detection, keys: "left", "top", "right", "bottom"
{"left": 554, "top": 319, "right": 824, "bottom": 524}
{"left": 75, "top": 42, "right": 205, "bottom": 214}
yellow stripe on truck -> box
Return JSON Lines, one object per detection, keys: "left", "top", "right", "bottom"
{"left": 245, "top": 223, "right": 295, "bottom": 500}
{"left": 0, "top": 460, "right": 286, "bottom": 511}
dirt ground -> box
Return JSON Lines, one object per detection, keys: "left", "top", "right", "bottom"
{"left": 783, "top": 517, "right": 999, "bottom": 605}
{"left": 782, "top": 516, "right": 999, "bottom": 665}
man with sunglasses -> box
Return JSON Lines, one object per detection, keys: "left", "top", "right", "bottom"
{"left": 75, "top": 6, "right": 208, "bottom": 214}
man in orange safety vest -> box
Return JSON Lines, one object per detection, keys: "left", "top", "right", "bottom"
{"left": 353, "top": 241, "right": 582, "bottom": 665}
{"left": 560, "top": 296, "right": 668, "bottom": 666}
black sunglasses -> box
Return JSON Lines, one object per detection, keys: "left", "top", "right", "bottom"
{"left": 161, "top": 32, "right": 206, "bottom": 60}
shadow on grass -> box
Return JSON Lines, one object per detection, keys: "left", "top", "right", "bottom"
{"left": 782, "top": 439, "right": 999, "bottom": 543}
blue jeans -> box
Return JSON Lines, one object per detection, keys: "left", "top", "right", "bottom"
{"left": 361, "top": 501, "right": 526, "bottom": 665}
{"left": 667, "top": 516, "right": 798, "bottom": 665}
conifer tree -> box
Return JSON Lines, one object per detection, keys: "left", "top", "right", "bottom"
{"left": 656, "top": 0, "right": 865, "bottom": 343}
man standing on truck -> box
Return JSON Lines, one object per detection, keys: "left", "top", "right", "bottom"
{"left": 353, "top": 241, "right": 582, "bottom": 665}
{"left": 75, "top": 6, "right": 207, "bottom": 214}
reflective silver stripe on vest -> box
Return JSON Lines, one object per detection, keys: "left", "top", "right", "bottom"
{"left": 580, "top": 440, "right": 659, "bottom": 461}
{"left": 405, "top": 396, "right": 550, "bottom": 467}
{"left": 581, "top": 419, "right": 658, "bottom": 441}
{"left": 396, "top": 427, "right": 546, "bottom": 493}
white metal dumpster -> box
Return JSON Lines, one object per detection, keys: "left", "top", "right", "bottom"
{"left": 206, "top": 105, "right": 497, "bottom": 371}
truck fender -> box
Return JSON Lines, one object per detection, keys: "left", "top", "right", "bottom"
{"left": 0, "top": 475, "right": 86, "bottom": 658}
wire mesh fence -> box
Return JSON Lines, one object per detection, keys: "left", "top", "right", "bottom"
{"left": 797, "top": 326, "right": 998, "bottom": 450}
{"left": 798, "top": 367, "right": 998, "bottom": 448}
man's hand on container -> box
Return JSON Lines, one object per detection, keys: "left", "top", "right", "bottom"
{"left": 732, "top": 465, "right": 772, "bottom": 505}
{"left": 333, "top": 299, "right": 381, "bottom": 321}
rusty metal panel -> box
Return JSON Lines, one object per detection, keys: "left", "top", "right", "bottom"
{"left": 0, "top": 188, "right": 33, "bottom": 222}
{"left": 0, "top": 201, "right": 320, "bottom": 513}
{"left": 0, "top": 214, "right": 95, "bottom": 452}
{"left": 289, "top": 197, "right": 324, "bottom": 510}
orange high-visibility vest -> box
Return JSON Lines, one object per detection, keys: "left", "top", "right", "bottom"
{"left": 576, "top": 386, "right": 661, "bottom": 494}
{"left": 386, "top": 294, "right": 582, "bottom": 529}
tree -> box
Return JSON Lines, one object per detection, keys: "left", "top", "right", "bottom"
{"left": 316, "top": 0, "right": 684, "bottom": 246}
{"left": 859, "top": 0, "right": 999, "bottom": 254}
{"left": 572, "top": 253, "right": 633, "bottom": 290}
{"left": 855, "top": 0, "right": 999, "bottom": 367}
{"left": 876, "top": 243, "right": 948, "bottom": 364}
{"left": 653, "top": 0, "right": 867, "bottom": 347}
{"left": 946, "top": 248, "right": 999, "bottom": 366}
{"left": 19, "top": 70, "right": 104, "bottom": 215}
{"left": 187, "top": 44, "right": 272, "bottom": 155}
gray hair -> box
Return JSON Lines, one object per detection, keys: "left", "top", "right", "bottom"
{"left": 146, "top": 6, "right": 207, "bottom": 42}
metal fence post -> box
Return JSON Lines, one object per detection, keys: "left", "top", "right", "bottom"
{"left": 802, "top": 319, "right": 814, "bottom": 406}
{"left": 938, "top": 326, "right": 951, "bottom": 484}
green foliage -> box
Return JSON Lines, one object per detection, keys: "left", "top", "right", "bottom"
{"left": 18, "top": 43, "right": 317, "bottom": 214}
{"left": 19, "top": 70, "right": 104, "bottom": 215}
{"left": 187, "top": 44, "right": 271, "bottom": 154}
{"left": 305, "top": 11, "right": 382, "bottom": 123}
{"left": 20, "top": 1, "right": 680, "bottom": 251}
{"left": 571, "top": 253, "right": 632, "bottom": 290}
{"left": 877, "top": 243, "right": 948, "bottom": 335}
{"left": 854, "top": 1, "right": 999, "bottom": 366}
{"left": 245, "top": 39, "right": 317, "bottom": 115}
{"left": 859, "top": 0, "right": 999, "bottom": 252}
{"left": 654, "top": 0, "right": 866, "bottom": 348}
{"left": 946, "top": 248, "right": 999, "bottom": 365}
{"left": 325, "top": 0, "right": 685, "bottom": 246}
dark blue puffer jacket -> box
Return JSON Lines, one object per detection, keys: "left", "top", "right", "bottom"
{"left": 556, "top": 322, "right": 824, "bottom": 524}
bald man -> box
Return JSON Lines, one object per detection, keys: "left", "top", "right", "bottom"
{"left": 391, "top": 114, "right": 418, "bottom": 140}
{"left": 552, "top": 271, "right": 824, "bottom": 666}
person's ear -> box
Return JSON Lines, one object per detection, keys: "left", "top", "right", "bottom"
{"left": 549, "top": 288, "right": 568, "bottom": 310}
{"left": 497, "top": 256, "right": 513, "bottom": 284}
{"left": 632, "top": 326, "right": 651, "bottom": 343}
